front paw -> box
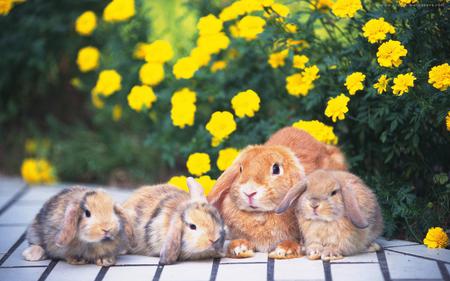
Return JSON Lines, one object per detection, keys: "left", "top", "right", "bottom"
{"left": 227, "top": 239, "right": 255, "bottom": 258}
{"left": 95, "top": 256, "right": 116, "bottom": 267}
{"left": 22, "top": 245, "right": 46, "bottom": 261}
{"left": 306, "top": 244, "right": 323, "bottom": 260}
{"left": 268, "top": 240, "right": 302, "bottom": 259}
{"left": 66, "top": 257, "right": 87, "bottom": 265}
{"left": 321, "top": 247, "right": 343, "bottom": 261}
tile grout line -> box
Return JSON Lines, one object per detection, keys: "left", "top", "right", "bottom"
{"left": 37, "top": 260, "right": 58, "bottom": 281}
{"left": 377, "top": 249, "right": 392, "bottom": 281}
{"left": 437, "top": 261, "right": 450, "bottom": 281}
{"left": 323, "top": 260, "right": 332, "bottom": 281}
{"left": 93, "top": 266, "right": 110, "bottom": 281}
{"left": 0, "top": 265, "right": 48, "bottom": 269}
{"left": 0, "top": 231, "right": 26, "bottom": 266}
{"left": 209, "top": 257, "right": 220, "bottom": 281}
{"left": 267, "top": 258, "right": 274, "bottom": 281}
{"left": 152, "top": 264, "right": 164, "bottom": 281}
{"left": 385, "top": 248, "right": 450, "bottom": 264}
{"left": 0, "top": 185, "right": 29, "bottom": 216}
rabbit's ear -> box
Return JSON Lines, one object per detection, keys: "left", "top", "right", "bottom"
{"left": 341, "top": 179, "right": 369, "bottom": 229}
{"left": 187, "top": 177, "right": 207, "bottom": 202}
{"left": 207, "top": 162, "right": 239, "bottom": 206}
{"left": 114, "top": 205, "right": 137, "bottom": 248}
{"left": 275, "top": 180, "right": 306, "bottom": 214}
{"left": 159, "top": 215, "right": 183, "bottom": 265}
{"left": 56, "top": 203, "right": 82, "bottom": 247}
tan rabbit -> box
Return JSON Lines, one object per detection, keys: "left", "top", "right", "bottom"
{"left": 123, "top": 177, "right": 225, "bottom": 265}
{"left": 276, "top": 169, "right": 384, "bottom": 260}
{"left": 207, "top": 126, "right": 347, "bottom": 259}
{"left": 22, "top": 186, "right": 135, "bottom": 266}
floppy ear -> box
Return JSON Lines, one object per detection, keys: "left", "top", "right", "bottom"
{"left": 56, "top": 203, "right": 82, "bottom": 247}
{"left": 207, "top": 162, "right": 239, "bottom": 206}
{"left": 341, "top": 179, "right": 369, "bottom": 229}
{"left": 275, "top": 180, "right": 307, "bottom": 214}
{"left": 160, "top": 214, "right": 183, "bottom": 265}
{"left": 187, "top": 177, "right": 207, "bottom": 202}
{"left": 114, "top": 205, "right": 137, "bottom": 248}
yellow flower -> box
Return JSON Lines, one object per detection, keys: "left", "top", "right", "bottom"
{"left": 236, "top": 16, "right": 266, "bottom": 41}
{"left": 206, "top": 111, "right": 237, "bottom": 142}
{"left": 21, "top": 158, "right": 56, "bottom": 184}
{"left": 362, "top": 18, "right": 395, "bottom": 44}
{"left": 293, "top": 55, "right": 309, "bottom": 69}
{"left": 91, "top": 92, "right": 104, "bottom": 109}
{"left": 374, "top": 75, "right": 390, "bottom": 94}
{"left": 310, "top": 0, "right": 334, "bottom": 10}
{"left": 186, "top": 152, "right": 211, "bottom": 176}
{"left": 211, "top": 60, "right": 227, "bottom": 73}
{"left": 195, "top": 175, "right": 216, "bottom": 195}
{"left": 211, "top": 136, "right": 222, "bottom": 148}
{"left": 197, "top": 14, "right": 223, "bottom": 36}
{"left": 103, "top": 0, "right": 135, "bottom": 22}
{"left": 92, "top": 70, "right": 122, "bottom": 97}
{"left": 286, "top": 66, "right": 319, "bottom": 97}
{"left": 423, "top": 227, "right": 449, "bottom": 248}
{"left": 292, "top": 120, "right": 338, "bottom": 144}
{"left": 398, "top": 0, "right": 418, "bottom": 7}
{"left": 332, "top": 0, "right": 362, "bottom": 18}
{"left": 325, "top": 94, "right": 350, "bottom": 122}
{"left": 173, "top": 57, "right": 199, "bottom": 79}
{"left": 268, "top": 49, "right": 289, "bottom": 68}
{"left": 266, "top": 3, "right": 290, "bottom": 17}
{"left": 168, "top": 175, "right": 188, "bottom": 192}
{"left": 127, "top": 85, "right": 157, "bottom": 112}
{"left": 231, "top": 89, "right": 261, "bottom": 118}
{"left": 392, "top": 72, "right": 416, "bottom": 96}
{"left": 0, "top": 0, "right": 13, "bottom": 15}
{"left": 112, "top": 104, "right": 122, "bottom": 121}
{"left": 345, "top": 72, "right": 366, "bottom": 95}
{"left": 144, "top": 40, "right": 174, "bottom": 63}
{"left": 446, "top": 111, "right": 450, "bottom": 131}
{"left": 197, "top": 32, "right": 230, "bottom": 55}
{"left": 377, "top": 40, "right": 408, "bottom": 68}
{"left": 134, "top": 43, "right": 152, "bottom": 60}
{"left": 217, "top": 148, "right": 239, "bottom": 171}
{"left": 76, "top": 46, "right": 100, "bottom": 72}
{"left": 428, "top": 63, "right": 450, "bottom": 91}
{"left": 139, "top": 62, "right": 164, "bottom": 86}
{"left": 219, "top": 2, "right": 245, "bottom": 22}
{"left": 285, "top": 23, "right": 297, "bottom": 33}
{"left": 75, "top": 11, "right": 97, "bottom": 36}
{"left": 190, "top": 47, "right": 212, "bottom": 67}
{"left": 303, "top": 65, "right": 320, "bottom": 81}
{"left": 171, "top": 88, "right": 197, "bottom": 128}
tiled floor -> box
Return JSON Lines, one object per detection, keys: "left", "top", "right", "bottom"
{"left": 0, "top": 176, "right": 449, "bottom": 281}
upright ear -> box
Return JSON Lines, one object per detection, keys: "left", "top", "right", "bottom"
{"left": 341, "top": 179, "right": 369, "bottom": 229}
{"left": 207, "top": 162, "right": 239, "bottom": 206}
{"left": 160, "top": 215, "right": 183, "bottom": 265}
{"left": 114, "top": 205, "right": 137, "bottom": 248}
{"left": 275, "top": 180, "right": 307, "bottom": 214}
{"left": 56, "top": 203, "right": 82, "bottom": 247}
{"left": 186, "top": 177, "right": 207, "bottom": 202}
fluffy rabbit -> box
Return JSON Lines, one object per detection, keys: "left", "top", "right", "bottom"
{"left": 207, "top": 127, "right": 347, "bottom": 258}
{"left": 22, "top": 186, "right": 135, "bottom": 266}
{"left": 123, "top": 177, "right": 225, "bottom": 265}
{"left": 276, "top": 169, "right": 383, "bottom": 260}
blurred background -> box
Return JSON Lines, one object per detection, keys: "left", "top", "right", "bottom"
{"left": 0, "top": 0, "right": 449, "bottom": 242}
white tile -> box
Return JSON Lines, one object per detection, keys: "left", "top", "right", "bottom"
{"left": 331, "top": 252, "right": 378, "bottom": 263}
{"left": 331, "top": 263, "right": 383, "bottom": 281}
{"left": 0, "top": 196, "right": 14, "bottom": 209}
{"left": 17, "top": 187, "right": 62, "bottom": 203}
{"left": 103, "top": 266, "right": 157, "bottom": 281}
{"left": 385, "top": 250, "right": 442, "bottom": 279}
{"left": 375, "top": 238, "right": 418, "bottom": 248}
{"left": 0, "top": 177, "right": 25, "bottom": 192}
{"left": 160, "top": 260, "right": 213, "bottom": 281}
{"left": 275, "top": 257, "right": 324, "bottom": 281}
{"left": 46, "top": 262, "right": 100, "bottom": 281}
{"left": 108, "top": 189, "right": 132, "bottom": 203}
{"left": 220, "top": 252, "right": 268, "bottom": 264}
{"left": 389, "top": 244, "right": 450, "bottom": 262}
{"left": 0, "top": 267, "right": 46, "bottom": 281}
{"left": 3, "top": 241, "right": 49, "bottom": 267}
{"left": 0, "top": 204, "right": 42, "bottom": 224}
{"left": 0, "top": 225, "right": 27, "bottom": 253}
{"left": 216, "top": 263, "right": 266, "bottom": 281}
{"left": 115, "top": 255, "right": 160, "bottom": 265}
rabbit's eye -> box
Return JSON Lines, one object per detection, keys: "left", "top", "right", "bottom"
{"left": 331, "top": 190, "right": 338, "bottom": 196}
{"left": 239, "top": 165, "right": 243, "bottom": 173}
{"left": 85, "top": 210, "right": 91, "bottom": 218}
{"left": 272, "top": 163, "right": 280, "bottom": 175}
{"left": 189, "top": 224, "right": 197, "bottom": 230}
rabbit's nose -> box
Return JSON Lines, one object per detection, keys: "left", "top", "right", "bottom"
{"left": 310, "top": 202, "right": 320, "bottom": 209}
{"left": 244, "top": 191, "right": 257, "bottom": 198}
{"left": 102, "top": 228, "right": 111, "bottom": 234}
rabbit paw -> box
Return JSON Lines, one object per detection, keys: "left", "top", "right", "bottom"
{"left": 321, "top": 247, "right": 343, "bottom": 261}
{"left": 227, "top": 239, "right": 255, "bottom": 258}
{"left": 66, "top": 257, "right": 88, "bottom": 265}
{"left": 95, "top": 256, "right": 116, "bottom": 267}
{"left": 268, "top": 240, "right": 302, "bottom": 259}
{"left": 22, "top": 245, "right": 46, "bottom": 261}
{"left": 306, "top": 244, "right": 323, "bottom": 260}
{"left": 367, "top": 242, "right": 381, "bottom": 252}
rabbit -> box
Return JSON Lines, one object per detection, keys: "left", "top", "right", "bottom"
{"left": 206, "top": 126, "right": 347, "bottom": 259}
{"left": 275, "top": 169, "right": 384, "bottom": 260}
{"left": 122, "top": 177, "right": 226, "bottom": 265}
{"left": 22, "top": 186, "right": 135, "bottom": 266}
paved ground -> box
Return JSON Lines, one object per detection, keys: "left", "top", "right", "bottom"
{"left": 0, "top": 176, "right": 449, "bottom": 281}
